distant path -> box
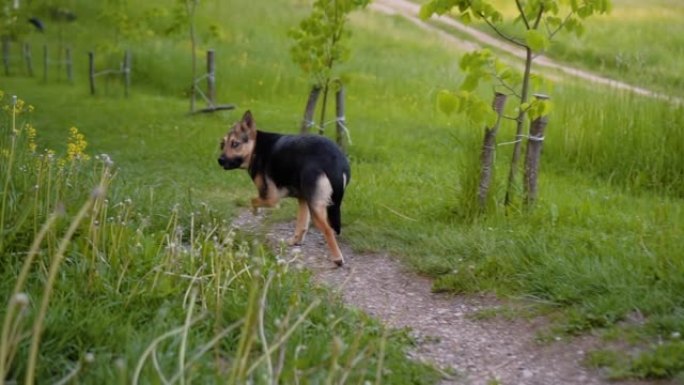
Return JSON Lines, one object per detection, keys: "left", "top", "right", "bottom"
{"left": 233, "top": 211, "right": 661, "bottom": 385}
{"left": 370, "top": 0, "right": 681, "bottom": 104}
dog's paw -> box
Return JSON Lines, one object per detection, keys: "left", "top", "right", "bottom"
{"left": 332, "top": 256, "right": 344, "bottom": 267}
{"left": 287, "top": 237, "right": 302, "bottom": 246}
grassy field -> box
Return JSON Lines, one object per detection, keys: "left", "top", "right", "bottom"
{"left": 2, "top": 0, "right": 684, "bottom": 382}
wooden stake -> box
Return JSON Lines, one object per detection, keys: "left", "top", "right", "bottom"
{"left": 43, "top": 44, "right": 48, "bottom": 82}
{"left": 88, "top": 51, "right": 95, "bottom": 95}
{"left": 335, "top": 85, "right": 347, "bottom": 152}
{"left": 24, "top": 42, "right": 33, "bottom": 77}
{"left": 523, "top": 94, "right": 550, "bottom": 208}
{"left": 65, "top": 47, "right": 73, "bottom": 83}
{"left": 123, "top": 50, "right": 131, "bottom": 97}
{"left": 2, "top": 37, "right": 9, "bottom": 76}
{"left": 207, "top": 49, "right": 215, "bottom": 106}
{"left": 477, "top": 92, "right": 508, "bottom": 210}
{"left": 301, "top": 85, "right": 321, "bottom": 134}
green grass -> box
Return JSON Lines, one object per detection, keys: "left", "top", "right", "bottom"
{"left": 2, "top": 0, "right": 684, "bottom": 381}
{"left": 0, "top": 93, "right": 439, "bottom": 383}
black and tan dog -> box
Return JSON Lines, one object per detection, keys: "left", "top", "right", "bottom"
{"left": 218, "top": 110, "right": 351, "bottom": 266}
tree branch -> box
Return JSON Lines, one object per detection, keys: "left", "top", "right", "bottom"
{"left": 515, "top": 0, "right": 531, "bottom": 30}
{"left": 477, "top": 10, "right": 527, "bottom": 48}
{"left": 546, "top": 11, "right": 574, "bottom": 41}
{"left": 532, "top": 4, "right": 545, "bottom": 29}
{"left": 493, "top": 77, "right": 522, "bottom": 99}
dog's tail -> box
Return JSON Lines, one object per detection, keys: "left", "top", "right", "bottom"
{"left": 327, "top": 169, "right": 349, "bottom": 235}
{"left": 327, "top": 204, "right": 342, "bottom": 235}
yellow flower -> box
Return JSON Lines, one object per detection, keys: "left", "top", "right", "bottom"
{"left": 66, "top": 126, "right": 90, "bottom": 161}
{"left": 24, "top": 123, "right": 38, "bottom": 153}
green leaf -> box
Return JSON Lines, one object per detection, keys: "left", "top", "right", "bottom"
{"left": 461, "top": 74, "right": 480, "bottom": 92}
{"left": 419, "top": 3, "right": 434, "bottom": 20}
{"left": 525, "top": 29, "right": 549, "bottom": 52}
{"left": 437, "top": 90, "right": 459, "bottom": 115}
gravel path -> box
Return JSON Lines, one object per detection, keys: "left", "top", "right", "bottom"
{"left": 232, "top": 210, "right": 660, "bottom": 385}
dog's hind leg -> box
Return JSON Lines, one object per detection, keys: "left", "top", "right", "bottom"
{"left": 288, "top": 198, "right": 310, "bottom": 246}
{"left": 310, "top": 203, "right": 344, "bottom": 267}
{"left": 302, "top": 171, "right": 344, "bottom": 266}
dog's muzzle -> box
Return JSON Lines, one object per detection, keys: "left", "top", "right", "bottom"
{"left": 218, "top": 155, "right": 242, "bottom": 170}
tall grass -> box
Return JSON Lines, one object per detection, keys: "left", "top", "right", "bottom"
{"left": 0, "top": 92, "right": 439, "bottom": 383}
{"left": 547, "top": 85, "right": 684, "bottom": 197}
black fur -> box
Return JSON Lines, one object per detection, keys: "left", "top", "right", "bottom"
{"left": 249, "top": 131, "right": 350, "bottom": 233}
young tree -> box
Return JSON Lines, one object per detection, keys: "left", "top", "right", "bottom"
{"left": 290, "top": 0, "right": 370, "bottom": 146}
{"left": 421, "top": 0, "right": 611, "bottom": 208}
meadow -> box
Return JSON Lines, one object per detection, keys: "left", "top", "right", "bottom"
{"left": 1, "top": 0, "right": 684, "bottom": 382}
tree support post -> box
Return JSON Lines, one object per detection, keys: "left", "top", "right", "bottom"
{"left": 301, "top": 85, "right": 321, "bottom": 134}
{"left": 65, "top": 47, "right": 73, "bottom": 83}
{"left": 23, "top": 43, "right": 33, "bottom": 77}
{"left": 523, "top": 94, "right": 550, "bottom": 208}
{"left": 3, "top": 37, "right": 11, "bottom": 76}
{"left": 206, "top": 49, "right": 215, "bottom": 106}
{"left": 477, "top": 92, "right": 508, "bottom": 211}
{"left": 42, "top": 44, "right": 48, "bottom": 82}
{"left": 123, "top": 50, "right": 131, "bottom": 97}
{"left": 335, "top": 85, "right": 348, "bottom": 153}
{"left": 88, "top": 51, "right": 95, "bottom": 95}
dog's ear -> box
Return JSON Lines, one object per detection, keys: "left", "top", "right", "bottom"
{"left": 240, "top": 110, "right": 257, "bottom": 139}
{"left": 242, "top": 110, "right": 254, "bottom": 129}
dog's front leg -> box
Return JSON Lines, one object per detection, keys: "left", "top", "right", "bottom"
{"left": 250, "top": 174, "right": 281, "bottom": 214}
{"left": 250, "top": 196, "right": 279, "bottom": 215}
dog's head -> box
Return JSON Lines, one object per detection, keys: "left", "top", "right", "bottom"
{"left": 218, "top": 110, "right": 257, "bottom": 170}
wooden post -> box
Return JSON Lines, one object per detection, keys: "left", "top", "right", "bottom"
{"left": 318, "top": 84, "right": 330, "bottom": 135}
{"left": 335, "top": 85, "right": 347, "bottom": 152}
{"left": 23, "top": 42, "right": 33, "bottom": 77}
{"left": 43, "top": 44, "right": 48, "bottom": 82}
{"left": 65, "top": 47, "right": 73, "bottom": 83}
{"left": 206, "top": 49, "right": 215, "bottom": 106}
{"left": 123, "top": 50, "right": 131, "bottom": 97}
{"left": 301, "top": 85, "right": 321, "bottom": 134}
{"left": 477, "top": 92, "right": 508, "bottom": 210}
{"left": 88, "top": 51, "right": 95, "bottom": 95}
{"left": 2, "top": 37, "right": 10, "bottom": 76}
{"left": 523, "top": 94, "right": 550, "bottom": 208}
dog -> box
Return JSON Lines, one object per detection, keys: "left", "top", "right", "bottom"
{"left": 218, "top": 110, "right": 351, "bottom": 267}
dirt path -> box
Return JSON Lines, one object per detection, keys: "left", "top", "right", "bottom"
{"left": 370, "top": 0, "right": 681, "bottom": 104}
{"left": 232, "top": 210, "right": 659, "bottom": 385}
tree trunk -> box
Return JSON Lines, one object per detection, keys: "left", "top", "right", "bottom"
{"left": 335, "top": 85, "right": 348, "bottom": 152}
{"left": 504, "top": 46, "right": 534, "bottom": 207}
{"left": 523, "top": 94, "right": 550, "bottom": 208}
{"left": 301, "top": 85, "right": 321, "bottom": 134}
{"left": 477, "top": 92, "right": 508, "bottom": 210}
{"left": 318, "top": 83, "right": 330, "bottom": 135}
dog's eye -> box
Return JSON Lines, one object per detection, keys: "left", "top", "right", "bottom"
{"left": 220, "top": 140, "right": 225, "bottom": 150}
{"left": 230, "top": 140, "right": 240, "bottom": 149}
